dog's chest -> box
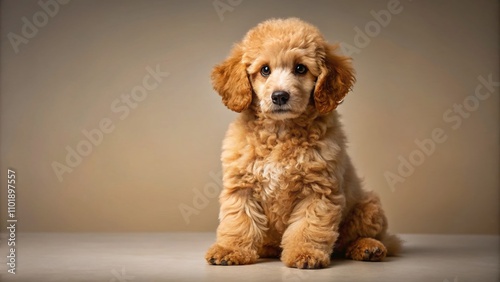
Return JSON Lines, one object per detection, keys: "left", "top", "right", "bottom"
{"left": 249, "top": 142, "right": 310, "bottom": 230}
{"left": 239, "top": 120, "right": 337, "bottom": 232}
{"left": 256, "top": 160, "right": 287, "bottom": 200}
{"left": 251, "top": 142, "right": 303, "bottom": 197}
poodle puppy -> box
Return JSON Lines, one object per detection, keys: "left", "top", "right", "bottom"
{"left": 205, "top": 18, "right": 401, "bottom": 269}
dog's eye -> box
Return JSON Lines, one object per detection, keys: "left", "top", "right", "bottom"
{"left": 260, "top": 65, "right": 271, "bottom": 77}
{"left": 294, "top": 64, "right": 308, "bottom": 75}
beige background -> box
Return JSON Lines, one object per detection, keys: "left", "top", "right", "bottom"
{"left": 0, "top": 0, "right": 498, "bottom": 234}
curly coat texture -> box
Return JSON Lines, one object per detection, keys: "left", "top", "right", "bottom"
{"left": 206, "top": 18, "right": 401, "bottom": 269}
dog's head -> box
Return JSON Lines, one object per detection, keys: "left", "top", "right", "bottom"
{"left": 212, "top": 18, "right": 355, "bottom": 120}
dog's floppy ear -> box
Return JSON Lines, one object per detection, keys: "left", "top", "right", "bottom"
{"left": 314, "top": 44, "right": 356, "bottom": 114}
{"left": 211, "top": 44, "right": 252, "bottom": 112}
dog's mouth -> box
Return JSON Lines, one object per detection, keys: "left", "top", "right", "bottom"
{"left": 266, "top": 108, "right": 299, "bottom": 120}
{"left": 271, "top": 109, "right": 292, "bottom": 114}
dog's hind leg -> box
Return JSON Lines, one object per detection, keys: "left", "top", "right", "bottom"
{"left": 336, "top": 191, "right": 401, "bottom": 261}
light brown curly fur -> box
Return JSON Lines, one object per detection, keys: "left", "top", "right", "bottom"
{"left": 205, "top": 18, "right": 401, "bottom": 269}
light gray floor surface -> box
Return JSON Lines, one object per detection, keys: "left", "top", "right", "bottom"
{"left": 0, "top": 233, "right": 498, "bottom": 282}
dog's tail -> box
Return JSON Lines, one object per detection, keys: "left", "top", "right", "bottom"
{"left": 381, "top": 233, "right": 403, "bottom": 256}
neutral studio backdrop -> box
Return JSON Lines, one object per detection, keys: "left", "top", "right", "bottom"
{"left": 0, "top": 0, "right": 498, "bottom": 234}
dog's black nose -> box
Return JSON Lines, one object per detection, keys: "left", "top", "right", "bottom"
{"left": 271, "top": 91, "right": 290, "bottom": 106}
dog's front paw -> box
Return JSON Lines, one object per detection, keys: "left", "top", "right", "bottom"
{"left": 346, "top": 238, "right": 387, "bottom": 261}
{"left": 205, "top": 244, "right": 258, "bottom": 265}
{"left": 281, "top": 248, "right": 330, "bottom": 269}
